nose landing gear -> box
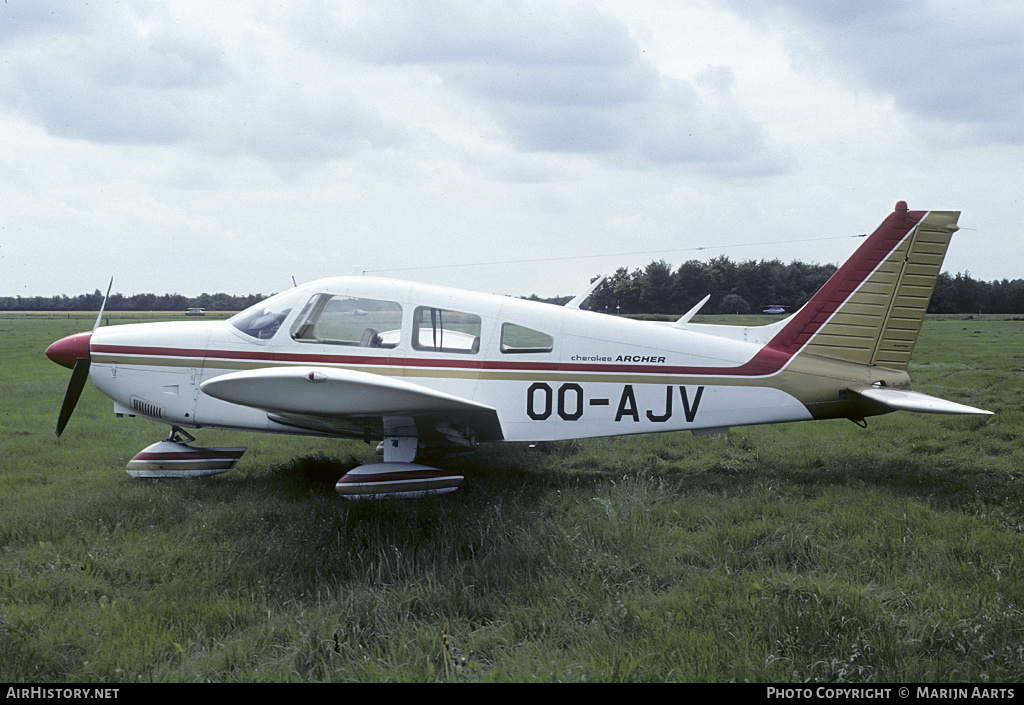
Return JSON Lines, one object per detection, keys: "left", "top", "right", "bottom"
{"left": 126, "top": 426, "right": 247, "bottom": 478}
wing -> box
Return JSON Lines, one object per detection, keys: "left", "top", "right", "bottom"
{"left": 848, "top": 385, "right": 992, "bottom": 416}
{"left": 200, "top": 367, "right": 504, "bottom": 442}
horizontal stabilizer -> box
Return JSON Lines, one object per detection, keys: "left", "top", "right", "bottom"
{"left": 849, "top": 386, "right": 992, "bottom": 416}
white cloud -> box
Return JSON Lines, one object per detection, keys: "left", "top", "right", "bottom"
{"left": 310, "top": 0, "right": 782, "bottom": 173}
{"left": 0, "top": 1, "right": 405, "bottom": 169}
{"left": 0, "top": 0, "right": 1021, "bottom": 299}
{"left": 723, "top": 0, "right": 1024, "bottom": 145}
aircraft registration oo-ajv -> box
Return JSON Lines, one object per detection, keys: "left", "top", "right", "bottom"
{"left": 46, "top": 202, "right": 992, "bottom": 499}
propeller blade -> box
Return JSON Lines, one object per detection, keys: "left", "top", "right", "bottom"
{"left": 49, "top": 278, "right": 107, "bottom": 438}
{"left": 56, "top": 358, "right": 90, "bottom": 437}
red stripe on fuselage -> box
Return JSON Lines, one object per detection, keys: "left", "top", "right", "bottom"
{"left": 89, "top": 343, "right": 789, "bottom": 377}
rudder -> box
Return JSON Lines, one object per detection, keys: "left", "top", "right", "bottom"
{"left": 866, "top": 209, "right": 958, "bottom": 368}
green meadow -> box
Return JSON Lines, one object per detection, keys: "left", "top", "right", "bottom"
{"left": 1, "top": 313, "right": 1022, "bottom": 682}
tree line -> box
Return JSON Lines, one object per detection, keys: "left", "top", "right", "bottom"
{"left": 0, "top": 290, "right": 266, "bottom": 313}
{"left": 4, "top": 257, "right": 1024, "bottom": 315}
{"left": 532, "top": 256, "right": 1024, "bottom": 316}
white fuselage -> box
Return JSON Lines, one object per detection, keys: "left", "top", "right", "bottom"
{"left": 87, "top": 276, "right": 818, "bottom": 444}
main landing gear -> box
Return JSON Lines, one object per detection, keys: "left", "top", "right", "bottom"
{"left": 334, "top": 417, "right": 465, "bottom": 499}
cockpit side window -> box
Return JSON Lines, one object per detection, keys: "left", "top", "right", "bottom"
{"left": 291, "top": 294, "right": 402, "bottom": 348}
{"left": 500, "top": 323, "right": 554, "bottom": 354}
{"left": 413, "top": 307, "right": 481, "bottom": 354}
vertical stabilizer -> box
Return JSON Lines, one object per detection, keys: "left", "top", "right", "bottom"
{"left": 770, "top": 203, "right": 959, "bottom": 370}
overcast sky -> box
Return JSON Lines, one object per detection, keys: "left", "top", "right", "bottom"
{"left": 2, "top": 0, "right": 1022, "bottom": 300}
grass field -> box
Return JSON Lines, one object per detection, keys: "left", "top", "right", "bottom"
{"left": 1, "top": 313, "right": 1022, "bottom": 682}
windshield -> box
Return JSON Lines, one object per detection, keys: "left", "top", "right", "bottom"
{"left": 228, "top": 289, "right": 311, "bottom": 339}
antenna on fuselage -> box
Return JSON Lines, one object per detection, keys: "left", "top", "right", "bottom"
{"left": 94, "top": 277, "right": 113, "bottom": 331}
{"left": 565, "top": 275, "right": 607, "bottom": 310}
{"left": 673, "top": 294, "right": 711, "bottom": 327}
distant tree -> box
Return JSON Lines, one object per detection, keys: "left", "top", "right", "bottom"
{"left": 639, "top": 260, "right": 674, "bottom": 314}
{"left": 590, "top": 267, "right": 642, "bottom": 314}
{"left": 719, "top": 293, "right": 750, "bottom": 315}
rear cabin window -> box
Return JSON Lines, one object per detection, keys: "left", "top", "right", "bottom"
{"left": 290, "top": 294, "right": 402, "bottom": 348}
{"left": 413, "top": 307, "right": 481, "bottom": 354}
{"left": 500, "top": 323, "right": 554, "bottom": 354}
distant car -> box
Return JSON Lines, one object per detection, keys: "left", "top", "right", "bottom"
{"left": 185, "top": 308, "right": 206, "bottom": 316}
{"left": 762, "top": 305, "right": 786, "bottom": 314}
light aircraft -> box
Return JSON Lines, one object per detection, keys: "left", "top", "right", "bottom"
{"left": 46, "top": 202, "right": 992, "bottom": 498}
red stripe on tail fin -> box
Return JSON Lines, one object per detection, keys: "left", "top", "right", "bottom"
{"left": 767, "top": 202, "right": 958, "bottom": 369}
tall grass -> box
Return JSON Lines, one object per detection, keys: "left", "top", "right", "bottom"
{"left": 1, "top": 315, "right": 1022, "bottom": 681}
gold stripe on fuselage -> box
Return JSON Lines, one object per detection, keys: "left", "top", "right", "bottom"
{"left": 92, "top": 347, "right": 911, "bottom": 417}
